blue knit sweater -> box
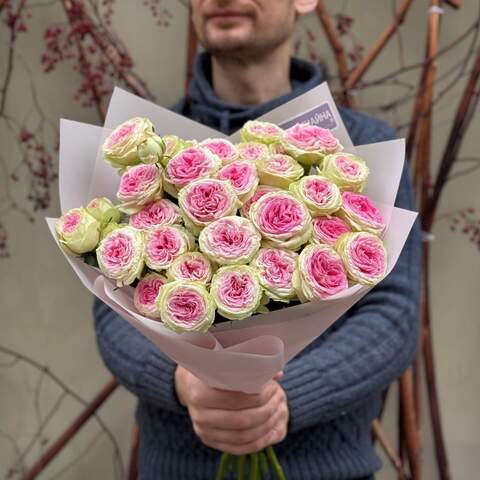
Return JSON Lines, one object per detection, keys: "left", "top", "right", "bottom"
{"left": 93, "top": 53, "right": 421, "bottom": 480}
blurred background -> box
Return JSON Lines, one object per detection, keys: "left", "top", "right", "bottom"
{"left": 0, "top": 0, "right": 479, "bottom": 479}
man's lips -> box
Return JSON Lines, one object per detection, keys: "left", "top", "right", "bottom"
{"left": 207, "top": 11, "right": 251, "bottom": 21}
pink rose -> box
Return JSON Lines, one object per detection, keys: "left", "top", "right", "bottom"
{"left": 216, "top": 161, "right": 259, "bottom": 202}
{"left": 133, "top": 273, "right": 168, "bottom": 318}
{"left": 312, "top": 216, "right": 351, "bottom": 246}
{"left": 157, "top": 281, "right": 215, "bottom": 333}
{"left": 240, "top": 185, "right": 280, "bottom": 218}
{"left": 200, "top": 138, "right": 238, "bottom": 164}
{"left": 178, "top": 179, "right": 240, "bottom": 234}
{"left": 284, "top": 123, "right": 340, "bottom": 153}
{"left": 116, "top": 163, "right": 162, "bottom": 214}
{"left": 167, "top": 252, "right": 213, "bottom": 284}
{"left": 144, "top": 225, "right": 193, "bottom": 271}
{"left": 164, "top": 147, "right": 221, "bottom": 194}
{"left": 336, "top": 232, "right": 387, "bottom": 285}
{"left": 199, "top": 216, "right": 261, "bottom": 265}
{"left": 236, "top": 142, "right": 269, "bottom": 163}
{"left": 339, "top": 191, "right": 385, "bottom": 236}
{"left": 129, "top": 199, "right": 181, "bottom": 230}
{"left": 252, "top": 248, "right": 297, "bottom": 301}
{"left": 295, "top": 244, "right": 348, "bottom": 301}
{"left": 210, "top": 265, "right": 263, "bottom": 320}
{"left": 322, "top": 153, "right": 369, "bottom": 192}
{"left": 249, "top": 191, "right": 312, "bottom": 250}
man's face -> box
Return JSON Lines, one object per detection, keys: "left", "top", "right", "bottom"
{"left": 191, "top": 0, "right": 297, "bottom": 59}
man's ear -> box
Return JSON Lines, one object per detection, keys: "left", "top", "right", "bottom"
{"left": 294, "top": 0, "right": 318, "bottom": 15}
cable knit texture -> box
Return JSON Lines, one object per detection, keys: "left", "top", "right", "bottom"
{"left": 93, "top": 53, "right": 421, "bottom": 480}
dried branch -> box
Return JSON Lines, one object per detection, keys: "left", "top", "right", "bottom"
{"left": 344, "top": 0, "right": 414, "bottom": 90}
{"left": 372, "top": 419, "right": 406, "bottom": 479}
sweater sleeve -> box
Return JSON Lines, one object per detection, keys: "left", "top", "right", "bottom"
{"left": 280, "top": 119, "right": 422, "bottom": 433}
{"left": 93, "top": 299, "right": 186, "bottom": 415}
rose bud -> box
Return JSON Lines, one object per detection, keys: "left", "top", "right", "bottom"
{"left": 163, "top": 146, "right": 222, "bottom": 197}
{"left": 216, "top": 160, "right": 259, "bottom": 203}
{"left": 129, "top": 199, "right": 182, "bottom": 230}
{"left": 133, "top": 272, "right": 168, "bottom": 319}
{"left": 289, "top": 175, "right": 342, "bottom": 217}
{"left": 294, "top": 244, "right": 348, "bottom": 302}
{"left": 236, "top": 142, "right": 270, "bottom": 163}
{"left": 320, "top": 153, "right": 369, "bottom": 192}
{"left": 240, "top": 120, "right": 284, "bottom": 145}
{"left": 335, "top": 232, "right": 387, "bottom": 285}
{"left": 256, "top": 154, "right": 304, "bottom": 189}
{"left": 311, "top": 216, "right": 351, "bottom": 246}
{"left": 55, "top": 207, "right": 100, "bottom": 256}
{"left": 144, "top": 225, "right": 194, "bottom": 271}
{"left": 199, "top": 138, "right": 239, "bottom": 164}
{"left": 166, "top": 252, "right": 213, "bottom": 285}
{"left": 102, "top": 117, "right": 164, "bottom": 170}
{"left": 281, "top": 122, "right": 342, "bottom": 166}
{"left": 157, "top": 281, "right": 215, "bottom": 333}
{"left": 337, "top": 191, "right": 386, "bottom": 236}
{"left": 199, "top": 216, "right": 261, "bottom": 266}
{"left": 240, "top": 185, "right": 280, "bottom": 218}
{"left": 249, "top": 191, "right": 312, "bottom": 250}
{"left": 210, "top": 265, "right": 263, "bottom": 321}
{"left": 116, "top": 163, "right": 163, "bottom": 215}
{"left": 86, "top": 197, "right": 122, "bottom": 225}
{"left": 178, "top": 178, "right": 240, "bottom": 235}
{"left": 251, "top": 248, "right": 298, "bottom": 302}
{"left": 96, "top": 226, "right": 145, "bottom": 287}
{"left": 159, "top": 135, "right": 184, "bottom": 167}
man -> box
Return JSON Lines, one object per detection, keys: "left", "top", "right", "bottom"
{"left": 93, "top": 1, "right": 421, "bottom": 478}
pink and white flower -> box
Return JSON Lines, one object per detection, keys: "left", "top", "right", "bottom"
{"left": 200, "top": 138, "right": 239, "bottom": 164}
{"left": 240, "top": 185, "right": 280, "bottom": 218}
{"left": 199, "top": 216, "right": 261, "bottom": 265}
{"left": 116, "top": 163, "right": 162, "bottom": 215}
{"left": 312, "top": 216, "right": 351, "bottom": 246}
{"left": 336, "top": 232, "right": 387, "bottom": 285}
{"left": 129, "top": 199, "right": 182, "bottom": 230}
{"left": 96, "top": 226, "right": 145, "bottom": 287}
{"left": 257, "top": 154, "right": 304, "bottom": 189}
{"left": 251, "top": 248, "right": 298, "bottom": 302}
{"left": 133, "top": 272, "right": 168, "bottom": 318}
{"left": 338, "top": 191, "right": 385, "bottom": 236}
{"left": 144, "top": 225, "right": 193, "bottom": 271}
{"left": 294, "top": 244, "right": 348, "bottom": 301}
{"left": 282, "top": 123, "right": 342, "bottom": 166}
{"left": 289, "top": 175, "right": 342, "bottom": 216}
{"left": 167, "top": 252, "right": 213, "bottom": 285}
{"left": 86, "top": 197, "right": 121, "bottom": 224}
{"left": 178, "top": 178, "right": 240, "bottom": 235}
{"left": 240, "top": 120, "right": 284, "bottom": 144}
{"left": 249, "top": 191, "right": 312, "bottom": 250}
{"left": 321, "top": 153, "right": 369, "bottom": 192}
{"left": 102, "top": 117, "right": 164, "bottom": 170}
{"left": 236, "top": 142, "right": 269, "bottom": 163}
{"left": 163, "top": 146, "right": 222, "bottom": 197}
{"left": 157, "top": 281, "right": 215, "bottom": 333}
{"left": 55, "top": 207, "right": 100, "bottom": 256}
{"left": 210, "top": 265, "right": 263, "bottom": 320}
{"left": 216, "top": 161, "right": 259, "bottom": 202}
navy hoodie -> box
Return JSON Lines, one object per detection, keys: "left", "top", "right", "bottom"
{"left": 93, "top": 53, "right": 421, "bottom": 480}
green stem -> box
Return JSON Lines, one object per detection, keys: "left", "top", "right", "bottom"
{"left": 249, "top": 453, "right": 259, "bottom": 480}
{"left": 237, "top": 455, "right": 246, "bottom": 480}
{"left": 266, "top": 446, "right": 286, "bottom": 480}
{"left": 215, "top": 453, "right": 230, "bottom": 480}
{"left": 259, "top": 451, "right": 269, "bottom": 475}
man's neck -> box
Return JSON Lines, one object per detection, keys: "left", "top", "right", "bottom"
{"left": 211, "top": 42, "right": 292, "bottom": 107}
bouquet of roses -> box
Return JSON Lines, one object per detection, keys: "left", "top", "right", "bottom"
{"left": 47, "top": 83, "right": 416, "bottom": 479}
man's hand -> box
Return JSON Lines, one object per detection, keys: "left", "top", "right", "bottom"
{"left": 175, "top": 366, "right": 289, "bottom": 455}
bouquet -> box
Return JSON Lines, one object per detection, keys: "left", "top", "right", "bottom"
{"left": 47, "top": 83, "right": 416, "bottom": 479}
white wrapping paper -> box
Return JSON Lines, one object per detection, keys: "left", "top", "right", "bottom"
{"left": 47, "top": 83, "right": 417, "bottom": 393}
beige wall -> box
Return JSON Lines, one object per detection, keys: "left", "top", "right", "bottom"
{"left": 1, "top": 1, "right": 478, "bottom": 478}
